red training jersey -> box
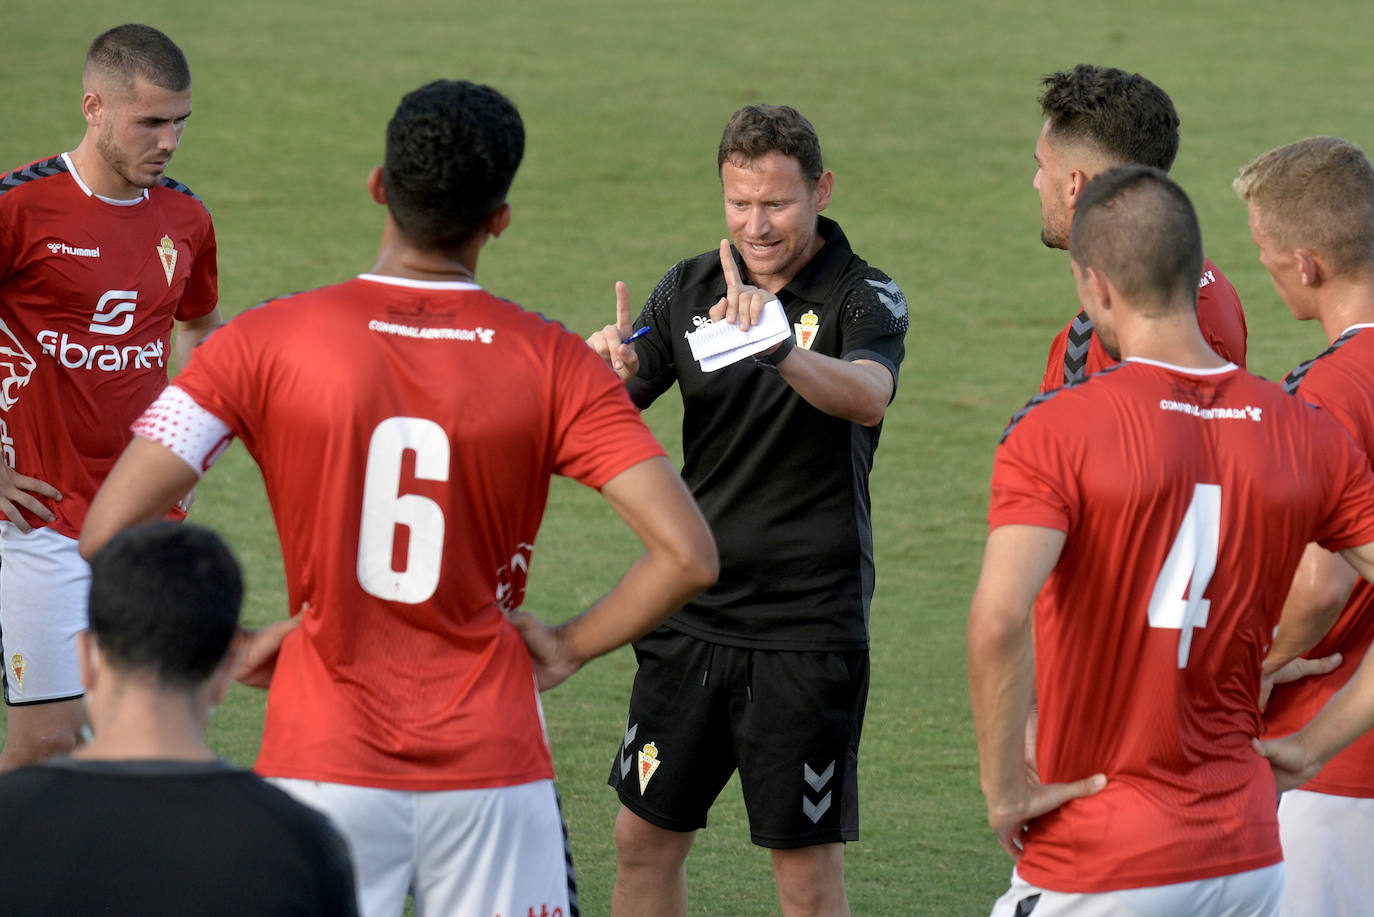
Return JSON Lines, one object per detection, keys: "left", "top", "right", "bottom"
{"left": 1265, "top": 323, "right": 1374, "bottom": 797}
{"left": 0, "top": 154, "right": 217, "bottom": 537}
{"left": 991, "top": 358, "right": 1374, "bottom": 892}
{"left": 169, "top": 275, "right": 667, "bottom": 791}
{"left": 1039, "top": 259, "right": 1246, "bottom": 393}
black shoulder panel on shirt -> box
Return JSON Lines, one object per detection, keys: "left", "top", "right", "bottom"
{"left": 1000, "top": 361, "right": 1128, "bottom": 444}
{"left": 158, "top": 174, "right": 202, "bottom": 202}
{"left": 0, "top": 156, "right": 68, "bottom": 197}
{"left": 1282, "top": 326, "right": 1362, "bottom": 395}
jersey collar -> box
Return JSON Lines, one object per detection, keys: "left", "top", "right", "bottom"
{"left": 1126, "top": 356, "right": 1239, "bottom": 376}
{"left": 356, "top": 273, "right": 482, "bottom": 292}
{"left": 61, "top": 152, "right": 149, "bottom": 206}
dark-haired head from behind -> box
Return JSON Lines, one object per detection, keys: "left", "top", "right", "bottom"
{"left": 1039, "top": 64, "right": 1179, "bottom": 171}
{"left": 87, "top": 521, "right": 243, "bottom": 688}
{"left": 383, "top": 79, "right": 525, "bottom": 252}
{"left": 1070, "top": 165, "right": 1203, "bottom": 316}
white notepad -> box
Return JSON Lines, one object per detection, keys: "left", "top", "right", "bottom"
{"left": 686, "top": 299, "right": 790, "bottom": 372}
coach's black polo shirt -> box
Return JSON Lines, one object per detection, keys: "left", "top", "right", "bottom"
{"left": 628, "top": 217, "right": 907, "bottom": 650}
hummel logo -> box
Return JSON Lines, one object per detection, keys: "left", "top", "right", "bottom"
{"left": 90, "top": 290, "right": 138, "bottom": 335}
{"left": 47, "top": 241, "right": 100, "bottom": 258}
{"left": 619, "top": 722, "right": 638, "bottom": 779}
{"left": 802, "top": 761, "right": 835, "bottom": 823}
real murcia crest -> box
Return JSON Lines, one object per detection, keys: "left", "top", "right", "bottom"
{"left": 9, "top": 653, "right": 23, "bottom": 692}
{"left": 157, "top": 236, "right": 178, "bottom": 285}
{"left": 637, "top": 741, "right": 662, "bottom": 794}
{"left": 795, "top": 310, "right": 820, "bottom": 350}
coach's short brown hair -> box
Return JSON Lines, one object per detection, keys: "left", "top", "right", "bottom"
{"left": 717, "top": 104, "right": 824, "bottom": 184}
{"left": 1234, "top": 136, "right": 1374, "bottom": 277}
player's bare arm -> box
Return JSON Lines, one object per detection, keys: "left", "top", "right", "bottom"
{"left": 1256, "top": 539, "right": 1374, "bottom": 789}
{"left": 78, "top": 436, "right": 199, "bottom": 559}
{"left": 585, "top": 281, "right": 640, "bottom": 382}
{"left": 173, "top": 306, "right": 225, "bottom": 375}
{"left": 1264, "top": 542, "right": 1357, "bottom": 675}
{"left": 0, "top": 462, "right": 61, "bottom": 533}
{"left": 506, "top": 455, "right": 717, "bottom": 691}
{"left": 708, "top": 240, "right": 893, "bottom": 426}
{"left": 969, "top": 524, "right": 1106, "bottom": 859}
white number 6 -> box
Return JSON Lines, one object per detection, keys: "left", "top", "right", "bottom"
{"left": 357, "top": 417, "right": 449, "bottom": 603}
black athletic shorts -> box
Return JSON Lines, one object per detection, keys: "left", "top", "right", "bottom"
{"left": 608, "top": 626, "right": 868, "bottom": 848}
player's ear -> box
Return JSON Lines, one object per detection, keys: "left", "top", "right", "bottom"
{"left": 486, "top": 202, "right": 512, "bottom": 239}
{"left": 1065, "top": 169, "right": 1090, "bottom": 210}
{"left": 81, "top": 91, "right": 104, "bottom": 128}
{"left": 1294, "top": 249, "right": 1322, "bottom": 288}
{"left": 367, "top": 166, "right": 386, "bottom": 205}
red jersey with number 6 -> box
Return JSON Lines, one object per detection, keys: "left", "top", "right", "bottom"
{"left": 990, "top": 358, "right": 1374, "bottom": 893}
{"left": 0, "top": 154, "right": 218, "bottom": 537}
{"left": 168, "top": 275, "right": 666, "bottom": 790}
{"left": 1265, "top": 324, "right": 1374, "bottom": 798}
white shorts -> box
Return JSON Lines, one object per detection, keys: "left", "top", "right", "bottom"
{"left": 271, "top": 777, "right": 576, "bottom": 917}
{"left": 990, "top": 864, "right": 1283, "bottom": 917}
{"left": 1278, "top": 788, "right": 1374, "bottom": 917}
{"left": 0, "top": 524, "right": 90, "bottom": 705}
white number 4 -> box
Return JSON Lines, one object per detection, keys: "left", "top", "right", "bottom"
{"left": 1147, "top": 483, "right": 1221, "bottom": 669}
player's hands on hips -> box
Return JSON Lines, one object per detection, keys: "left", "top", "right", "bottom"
{"left": 0, "top": 461, "right": 60, "bottom": 532}
{"left": 985, "top": 771, "right": 1107, "bottom": 860}
{"left": 505, "top": 608, "right": 582, "bottom": 691}
{"left": 233, "top": 606, "right": 305, "bottom": 689}
{"left": 1260, "top": 652, "right": 1343, "bottom": 711}
{"left": 1252, "top": 733, "right": 1324, "bottom": 793}
{"left": 709, "top": 240, "right": 775, "bottom": 335}
{"left": 586, "top": 281, "right": 640, "bottom": 382}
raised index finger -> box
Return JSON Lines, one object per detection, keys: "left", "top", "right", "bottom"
{"left": 719, "top": 239, "right": 744, "bottom": 291}
{"left": 614, "top": 280, "right": 633, "bottom": 332}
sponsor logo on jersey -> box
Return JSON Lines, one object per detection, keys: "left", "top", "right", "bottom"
{"left": 9, "top": 654, "right": 24, "bottom": 692}
{"left": 1198, "top": 269, "right": 1216, "bottom": 289}
{"left": 367, "top": 319, "right": 494, "bottom": 343}
{"left": 1159, "top": 399, "right": 1263, "bottom": 423}
{"left": 45, "top": 241, "right": 101, "bottom": 259}
{"left": 494, "top": 542, "right": 535, "bottom": 613}
{"left": 37, "top": 331, "right": 165, "bottom": 372}
{"left": 89, "top": 290, "right": 139, "bottom": 335}
{"left": 637, "top": 741, "right": 662, "bottom": 794}
{"left": 157, "top": 235, "right": 178, "bottom": 286}
{"left": 795, "top": 310, "right": 820, "bottom": 350}
{"left": 0, "top": 318, "right": 37, "bottom": 412}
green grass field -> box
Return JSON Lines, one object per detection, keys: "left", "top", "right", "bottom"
{"left": 4, "top": 1, "right": 1374, "bottom": 914}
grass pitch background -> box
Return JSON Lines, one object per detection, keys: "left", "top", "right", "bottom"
{"left": 4, "top": 2, "right": 1373, "bottom": 913}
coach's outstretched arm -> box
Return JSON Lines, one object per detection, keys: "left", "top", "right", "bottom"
{"left": 969, "top": 524, "right": 1107, "bottom": 859}
{"left": 1257, "top": 539, "right": 1374, "bottom": 790}
{"left": 507, "top": 455, "right": 718, "bottom": 691}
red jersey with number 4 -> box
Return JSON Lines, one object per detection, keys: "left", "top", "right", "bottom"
{"left": 1265, "top": 324, "right": 1374, "bottom": 798}
{"left": 169, "top": 275, "right": 666, "bottom": 791}
{"left": 991, "top": 358, "right": 1374, "bottom": 893}
{"left": 1039, "top": 260, "right": 1246, "bottom": 393}
{"left": 0, "top": 154, "right": 217, "bottom": 537}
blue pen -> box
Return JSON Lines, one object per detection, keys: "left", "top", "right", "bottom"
{"left": 623, "top": 325, "right": 652, "bottom": 344}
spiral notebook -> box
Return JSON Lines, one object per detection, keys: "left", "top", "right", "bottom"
{"left": 686, "top": 299, "right": 790, "bottom": 372}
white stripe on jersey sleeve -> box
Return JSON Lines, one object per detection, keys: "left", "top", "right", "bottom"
{"left": 131, "top": 385, "right": 234, "bottom": 477}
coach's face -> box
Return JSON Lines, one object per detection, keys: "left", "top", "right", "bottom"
{"left": 721, "top": 151, "right": 833, "bottom": 294}
{"left": 1034, "top": 120, "right": 1074, "bottom": 250}
{"left": 91, "top": 77, "right": 192, "bottom": 194}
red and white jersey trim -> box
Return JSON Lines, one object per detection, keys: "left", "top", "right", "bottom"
{"left": 132, "top": 385, "right": 233, "bottom": 476}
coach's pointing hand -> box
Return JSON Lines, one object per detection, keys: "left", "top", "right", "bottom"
{"left": 709, "top": 239, "right": 774, "bottom": 333}
{"left": 586, "top": 281, "right": 640, "bottom": 382}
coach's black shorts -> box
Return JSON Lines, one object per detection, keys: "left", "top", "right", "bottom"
{"left": 608, "top": 626, "right": 867, "bottom": 849}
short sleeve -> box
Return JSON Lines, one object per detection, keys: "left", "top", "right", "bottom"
{"left": 838, "top": 270, "right": 907, "bottom": 391}
{"left": 989, "top": 401, "right": 1079, "bottom": 535}
{"left": 1310, "top": 408, "right": 1374, "bottom": 552}
{"left": 174, "top": 215, "right": 219, "bottom": 322}
{"left": 551, "top": 331, "right": 667, "bottom": 489}
{"left": 626, "top": 260, "right": 685, "bottom": 410}
{"left": 165, "top": 309, "right": 258, "bottom": 438}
